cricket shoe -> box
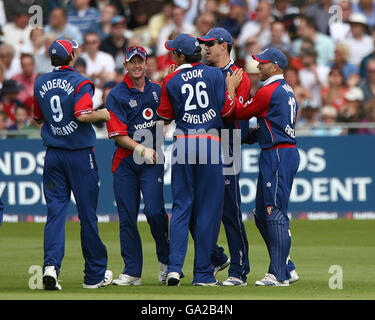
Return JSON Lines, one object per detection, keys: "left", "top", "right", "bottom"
{"left": 192, "top": 280, "right": 223, "bottom": 286}
{"left": 166, "top": 272, "right": 180, "bottom": 286}
{"left": 289, "top": 269, "right": 299, "bottom": 284}
{"left": 82, "top": 270, "right": 113, "bottom": 289}
{"left": 158, "top": 262, "right": 168, "bottom": 285}
{"left": 213, "top": 258, "right": 230, "bottom": 276}
{"left": 43, "top": 266, "right": 62, "bottom": 291}
{"left": 222, "top": 277, "right": 247, "bottom": 286}
{"left": 255, "top": 273, "right": 289, "bottom": 287}
{"left": 112, "top": 273, "right": 141, "bottom": 286}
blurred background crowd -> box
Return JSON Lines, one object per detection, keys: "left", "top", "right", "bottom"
{"left": 1, "top": 0, "right": 375, "bottom": 138}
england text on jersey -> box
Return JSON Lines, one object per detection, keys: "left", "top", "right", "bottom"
{"left": 39, "top": 79, "right": 75, "bottom": 98}
{"left": 50, "top": 120, "right": 78, "bottom": 136}
{"left": 182, "top": 109, "right": 217, "bottom": 124}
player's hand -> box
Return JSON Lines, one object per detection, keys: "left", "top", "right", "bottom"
{"left": 143, "top": 147, "right": 158, "bottom": 164}
{"left": 168, "top": 64, "right": 177, "bottom": 75}
{"left": 97, "top": 108, "right": 110, "bottom": 122}
{"left": 226, "top": 68, "right": 243, "bottom": 97}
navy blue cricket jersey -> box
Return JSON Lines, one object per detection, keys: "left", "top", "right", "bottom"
{"left": 33, "top": 66, "right": 96, "bottom": 150}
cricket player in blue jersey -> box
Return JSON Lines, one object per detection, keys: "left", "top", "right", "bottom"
{"left": 157, "top": 33, "right": 241, "bottom": 286}
{"left": 33, "top": 38, "right": 112, "bottom": 290}
{"left": 105, "top": 46, "right": 169, "bottom": 286}
{"left": 198, "top": 27, "right": 251, "bottom": 286}
{"left": 228, "top": 48, "right": 300, "bottom": 286}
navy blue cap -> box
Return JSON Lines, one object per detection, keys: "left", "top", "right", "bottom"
{"left": 49, "top": 37, "right": 78, "bottom": 60}
{"left": 252, "top": 48, "right": 288, "bottom": 70}
{"left": 165, "top": 33, "right": 200, "bottom": 56}
{"left": 198, "top": 27, "right": 233, "bottom": 46}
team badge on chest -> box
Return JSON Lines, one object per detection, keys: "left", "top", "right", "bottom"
{"left": 129, "top": 99, "right": 138, "bottom": 108}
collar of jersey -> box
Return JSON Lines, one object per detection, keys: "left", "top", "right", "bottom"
{"left": 221, "top": 58, "right": 234, "bottom": 71}
{"left": 123, "top": 73, "right": 150, "bottom": 90}
{"left": 262, "top": 74, "right": 284, "bottom": 87}
{"left": 54, "top": 65, "right": 76, "bottom": 72}
{"left": 174, "top": 62, "right": 201, "bottom": 72}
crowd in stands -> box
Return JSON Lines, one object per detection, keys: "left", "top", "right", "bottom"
{"left": 1, "top": 0, "right": 375, "bottom": 138}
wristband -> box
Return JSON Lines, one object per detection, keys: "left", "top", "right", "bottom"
{"left": 140, "top": 147, "right": 145, "bottom": 157}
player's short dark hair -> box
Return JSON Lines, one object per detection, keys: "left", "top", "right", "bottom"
{"left": 50, "top": 50, "right": 75, "bottom": 67}
{"left": 184, "top": 46, "right": 202, "bottom": 63}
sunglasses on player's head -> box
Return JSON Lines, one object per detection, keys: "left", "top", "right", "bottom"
{"left": 204, "top": 40, "right": 223, "bottom": 47}
{"left": 127, "top": 46, "right": 146, "bottom": 54}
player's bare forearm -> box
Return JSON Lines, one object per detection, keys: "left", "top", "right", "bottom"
{"left": 76, "top": 109, "right": 110, "bottom": 123}
{"left": 113, "top": 135, "right": 157, "bottom": 163}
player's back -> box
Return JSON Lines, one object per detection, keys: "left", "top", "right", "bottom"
{"left": 34, "top": 66, "right": 96, "bottom": 150}
{"left": 164, "top": 63, "right": 227, "bottom": 134}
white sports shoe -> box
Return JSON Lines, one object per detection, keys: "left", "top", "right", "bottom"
{"left": 213, "top": 259, "right": 230, "bottom": 276}
{"left": 255, "top": 273, "right": 289, "bottom": 287}
{"left": 289, "top": 269, "right": 299, "bottom": 284}
{"left": 112, "top": 273, "right": 142, "bottom": 286}
{"left": 82, "top": 270, "right": 113, "bottom": 289}
{"left": 222, "top": 277, "right": 247, "bottom": 286}
{"left": 192, "top": 280, "right": 223, "bottom": 286}
{"left": 166, "top": 272, "right": 180, "bottom": 286}
{"left": 43, "top": 266, "right": 62, "bottom": 290}
{"left": 158, "top": 262, "right": 168, "bottom": 285}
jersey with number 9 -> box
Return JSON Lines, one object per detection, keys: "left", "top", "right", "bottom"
{"left": 33, "top": 66, "right": 96, "bottom": 150}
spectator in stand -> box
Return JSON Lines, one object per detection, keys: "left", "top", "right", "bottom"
{"left": 219, "top": 0, "right": 249, "bottom": 40}
{"left": 284, "top": 65, "right": 313, "bottom": 105}
{"left": 156, "top": 31, "right": 179, "bottom": 77}
{"left": 11, "top": 53, "right": 37, "bottom": 111}
{"left": 359, "top": 59, "right": 375, "bottom": 102}
{"left": 2, "top": 7, "right": 33, "bottom": 56}
{"left": 94, "top": 3, "right": 118, "bottom": 41}
{"left": 358, "top": 98, "right": 375, "bottom": 134}
{"left": 329, "top": 0, "right": 352, "bottom": 43}
{"left": 296, "top": 99, "right": 320, "bottom": 136}
{"left": 92, "top": 81, "right": 116, "bottom": 134}
{"left": 0, "top": 79, "right": 24, "bottom": 123}
{"left": 4, "top": 0, "right": 45, "bottom": 23}
{"left": 7, "top": 104, "right": 29, "bottom": 131}
{"left": 147, "top": 1, "right": 173, "bottom": 52}
{"left": 238, "top": 36, "right": 262, "bottom": 68}
{"left": 304, "top": 0, "right": 334, "bottom": 35}
{"left": 194, "top": 12, "right": 216, "bottom": 38}
{"left": 100, "top": 16, "right": 128, "bottom": 70}
{"left": 321, "top": 67, "right": 349, "bottom": 112}
{"left": 44, "top": 7, "right": 84, "bottom": 45}
{"left": 34, "top": 33, "right": 56, "bottom": 75}
{"left": 0, "top": 110, "right": 8, "bottom": 138}
{"left": 237, "top": 0, "right": 275, "bottom": 49}
{"left": 343, "top": 13, "right": 373, "bottom": 67}
{"left": 329, "top": 43, "right": 359, "bottom": 86}
{"left": 298, "top": 47, "right": 330, "bottom": 107}
{"left": 157, "top": 6, "right": 195, "bottom": 56}
{"left": 21, "top": 28, "right": 46, "bottom": 56}
{"left": 81, "top": 31, "right": 116, "bottom": 85}
{"left": 359, "top": 28, "right": 375, "bottom": 80}
{"left": 46, "top": 0, "right": 75, "bottom": 18}
{"left": 353, "top": 0, "right": 375, "bottom": 29}
{"left": 272, "top": 0, "right": 299, "bottom": 40}
{"left": 145, "top": 53, "right": 163, "bottom": 83}
{"left": 0, "top": 44, "right": 22, "bottom": 80}
{"left": 292, "top": 15, "right": 335, "bottom": 66}
{"left": 67, "top": 0, "right": 101, "bottom": 36}
{"left": 338, "top": 86, "right": 365, "bottom": 134}
{"left": 313, "top": 105, "right": 344, "bottom": 136}
{"left": 263, "top": 21, "right": 292, "bottom": 54}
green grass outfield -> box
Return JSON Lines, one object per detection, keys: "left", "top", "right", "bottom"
{"left": 0, "top": 219, "right": 374, "bottom": 300}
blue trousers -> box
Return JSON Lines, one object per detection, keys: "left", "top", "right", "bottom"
{"left": 168, "top": 137, "right": 224, "bottom": 283}
{"left": 43, "top": 147, "right": 108, "bottom": 285}
{"left": 113, "top": 156, "right": 169, "bottom": 277}
{"left": 254, "top": 146, "right": 300, "bottom": 282}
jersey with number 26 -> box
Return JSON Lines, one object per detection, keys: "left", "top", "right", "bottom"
{"left": 33, "top": 66, "right": 96, "bottom": 150}
{"left": 157, "top": 62, "right": 234, "bottom": 133}
{"left": 233, "top": 75, "right": 298, "bottom": 149}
